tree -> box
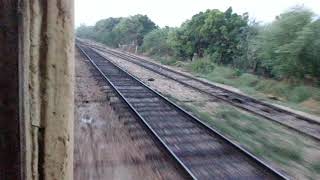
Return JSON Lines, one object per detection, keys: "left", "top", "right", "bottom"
{"left": 257, "top": 6, "right": 317, "bottom": 79}
{"left": 276, "top": 19, "right": 320, "bottom": 79}
{"left": 76, "top": 15, "right": 157, "bottom": 47}
{"left": 141, "top": 27, "right": 175, "bottom": 56}
{"left": 169, "top": 25, "right": 195, "bottom": 60}
{"left": 114, "top": 14, "right": 157, "bottom": 46}
{"left": 171, "top": 8, "right": 249, "bottom": 63}
{"left": 201, "top": 8, "right": 249, "bottom": 65}
{"left": 93, "top": 17, "right": 122, "bottom": 47}
{"left": 76, "top": 24, "right": 95, "bottom": 39}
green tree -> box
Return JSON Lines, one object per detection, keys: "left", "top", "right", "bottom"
{"left": 171, "top": 8, "right": 249, "bottom": 63}
{"left": 93, "top": 17, "right": 122, "bottom": 47}
{"left": 169, "top": 25, "right": 195, "bottom": 60}
{"left": 257, "top": 6, "right": 318, "bottom": 79}
{"left": 141, "top": 27, "right": 175, "bottom": 56}
{"left": 277, "top": 19, "right": 320, "bottom": 79}
{"left": 114, "top": 14, "right": 157, "bottom": 46}
{"left": 76, "top": 24, "right": 95, "bottom": 39}
{"left": 76, "top": 15, "right": 156, "bottom": 47}
{"left": 201, "top": 8, "right": 249, "bottom": 65}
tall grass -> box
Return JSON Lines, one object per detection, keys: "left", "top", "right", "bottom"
{"left": 187, "top": 58, "right": 215, "bottom": 74}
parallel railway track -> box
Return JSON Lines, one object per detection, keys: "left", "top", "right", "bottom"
{"left": 82, "top": 42, "right": 320, "bottom": 141}
{"left": 77, "top": 44, "right": 287, "bottom": 179}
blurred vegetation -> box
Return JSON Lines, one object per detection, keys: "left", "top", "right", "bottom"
{"left": 172, "top": 100, "right": 320, "bottom": 179}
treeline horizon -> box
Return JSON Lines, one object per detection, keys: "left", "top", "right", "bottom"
{"left": 77, "top": 6, "right": 320, "bottom": 84}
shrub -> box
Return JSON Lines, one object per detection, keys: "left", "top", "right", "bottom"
{"left": 288, "top": 86, "right": 312, "bottom": 103}
{"left": 237, "top": 73, "right": 259, "bottom": 86}
{"left": 188, "top": 59, "right": 215, "bottom": 74}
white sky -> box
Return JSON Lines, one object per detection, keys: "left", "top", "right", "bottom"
{"left": 75, "top": 0, "right": 320, "bottom": 27}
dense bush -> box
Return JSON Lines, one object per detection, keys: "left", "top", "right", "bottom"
{"left": 76, "top": 24, "right": 95, "bottom": 39}
{"left": 254, "top": 6, "right": 320, "bottom": 80}
{"left": 77, "top": 6, "right": 320, "bottom": 83}
{"left": 167, "top": 8, "right": 249, "bottom": 63}
{"left": 76, "top": 15, "right": 157, "bottom": 47}
{"left": 140, "top": 27, "right": 175, "bottom": 56}
{"left": 188, "top": 58, "right": 215, "bottom": 74}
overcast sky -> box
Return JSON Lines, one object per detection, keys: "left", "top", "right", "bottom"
{"left": 75, "top": 0, "right": 320, "bottom": 27}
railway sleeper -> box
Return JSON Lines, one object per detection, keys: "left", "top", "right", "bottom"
{"left": 126, "top": 97, "right": 160, "bottom": 103}
{"left": 162, "top": 134, "right": 213, "bottom": 144}
{"left": 134, "top": 106, "right": 173, "bottom": 112}
{"left": 131, "top": 102, "right": 165, "bottom": 108}
{"left": 115, "top": 86, "right": 145, "bottom": 90}
{"left": 147, "top": 121, "right": 195, "bottom": 129}
{"left": 144, "top": 115, "right": 188, "bottom": 123}
{"left": 121, "top": 93, "right": 155, "bottom": 98}
{"left": 118, "top": 89, "right": 150, "bottom": 93}
{"left": 155, "top": 127, "right": 202, "bottom": 136}
{"left": 140, "top": 108, "right": 178, "bottom": 114}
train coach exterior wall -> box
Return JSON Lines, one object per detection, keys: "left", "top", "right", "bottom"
{"left": 0, "top": 0, "right": 74, "bottom": 179}
{"left": 20, "top": 0, "right": 74, "bottom": 179}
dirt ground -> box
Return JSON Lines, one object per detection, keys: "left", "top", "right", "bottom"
{"left": 74, "top": 48, "right": 186, "bottom": 180}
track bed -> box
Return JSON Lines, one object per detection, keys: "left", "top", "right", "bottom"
{"left": 78, "top": 45, "right": 287, "bottom": 179}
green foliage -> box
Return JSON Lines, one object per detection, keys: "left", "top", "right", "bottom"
{"left": 171, "top": 8, "right": 249, "bottom": 63}
{"left": 312, "top": 162, "right": 320, "bottom": 173}
{"left": 254, "top": 6, "right": 320, "bottom": 80}
{"left": 141, "top": 27, "right": 175, "bottom": 56}
{"left": 151, "top": 55, "right": 178, "bottom": 66}
{"left": 159, "top": 57, "right": 178, "bottom": 66}
{"left": 77, "top": 6, "right": 320, "bottom": 83}
{"left": 200, "top": 63, "right": 320, "bottom": 109}
{"left": 114, "top": 14, "right": 157, "bottom": 46}
{"left": 288, "top": 86, "right": 312, "bottom": 102}
{"left": 169, "top": 26, "right": 195, "bottom": 60}
{"left": 182, "top": 103, "right": 304, "bottom": 166}
{"left": 168, "top": 6, "right": 319, "bottom": 82}
{"left": 237, "top": 73, "right": 259, "bottom": 86}
{"left": 76, "top": 15, "right": 157, "bottom": 47}
{"left": 187, "top": 58, "right": 215, "bottom": 74}
{"left": 76, "top": 24, "right": 95, "bottom": 39}
{"left": 93, "top": 17, "right": 123, "bottom": 47}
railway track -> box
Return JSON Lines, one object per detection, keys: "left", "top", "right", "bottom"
{"left": 77, "top": 44, "right": 287, "bottom": 179}
{"left": 82, "top": 42, "right": 320, "bottom": 141}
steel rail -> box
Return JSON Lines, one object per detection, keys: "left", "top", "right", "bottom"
{"left": 77, "top": 44, "right": 197, "bottom": 179}
{"left": 77, "top": 44, "right": 288, "bottom": 179}
{"left": 85, "top": 43, "right": 320, "bottom": 141}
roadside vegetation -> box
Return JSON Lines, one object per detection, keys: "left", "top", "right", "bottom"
{"left": 77, "top": 6, "right": 320, "bottom": 115}
{"left": 182, "top": 58, "right": 320, "bottom": 115}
